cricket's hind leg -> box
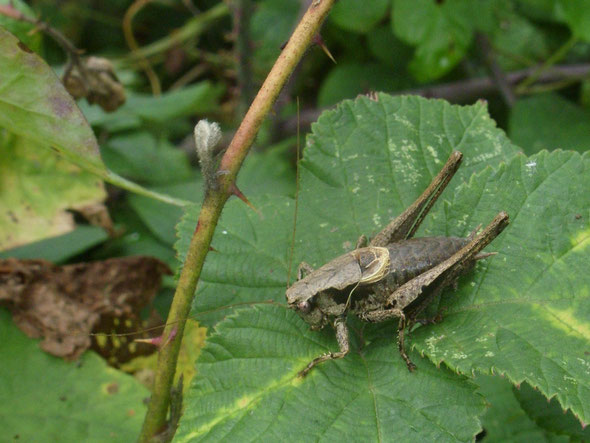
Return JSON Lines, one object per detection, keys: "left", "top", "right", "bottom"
{"left": 370, "top": 151, "right": 463, "bottom": 247}
{"left": 380, "top": 212, "right": 509, "bottom": 370}
{"left": 359, "top": 307, "right": 417, "bottom": 371}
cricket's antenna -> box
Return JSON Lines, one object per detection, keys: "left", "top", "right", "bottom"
{"left": 287, "top": 97, "right": 301, "bottom": 288}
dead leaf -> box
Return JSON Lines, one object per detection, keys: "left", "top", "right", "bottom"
{"left": 0, "top": 256, "right": 171, "bottom": 363}
{"left": 63, "top": 56, "right": 126, "bottom": 112}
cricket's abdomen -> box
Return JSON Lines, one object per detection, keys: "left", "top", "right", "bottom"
{"left": 382, "top": 237, "right": 468, "bottom": 289}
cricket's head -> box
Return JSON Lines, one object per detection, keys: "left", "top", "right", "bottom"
{"left": 286, "top": 247, "right": 390, "bottom": 329}
{"left": 288, "top": 294, "right": 329, "bottom": 330}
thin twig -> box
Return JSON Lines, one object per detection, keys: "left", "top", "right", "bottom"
{"left": 0, "top": 4, "right": 88, "bottom": 82}
{"left": 117, "top": 2, "right": 229, "bottom": 66}
{"left": 232, "top": 0, "right": 255, "bottom": 117}
{"left": 280, "top": 63, "right": 590, "bottom": 134}
{"left": 137, "top": 1, "right": 337, "bottom": 441}
{"left": 122, "top": 0, "right": 161, "bottom": 95}
{"left": 476, "top": 33, "right": 515, "bottom": 107}
{"left": 516, "top": 35, "right": 579, "bottom": 93}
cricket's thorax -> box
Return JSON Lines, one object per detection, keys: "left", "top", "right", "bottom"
{"left": 286, "top": 246, "right": 390, "bottom": 306}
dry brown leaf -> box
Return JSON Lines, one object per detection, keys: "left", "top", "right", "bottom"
{"left": 0, "top": 256, "right": 171, "bottom": 363}
{"left": 63, "top": 56, "right": 126, "bottom": 112}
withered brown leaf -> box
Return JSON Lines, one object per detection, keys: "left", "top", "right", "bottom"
{"left": 0, "top": 256, "right": 171, "bottom": 363}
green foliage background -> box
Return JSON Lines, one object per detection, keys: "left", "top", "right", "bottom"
{"left": 1, "top": 0, "right": 590, "bottom": 441}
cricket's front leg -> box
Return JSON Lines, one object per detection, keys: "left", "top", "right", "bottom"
{"left": 298, "top": 316, "right": 349, "bottom": 377}
{"left": 370, "top": 151, "right": 463, "bottom": 247}
{"left": 359, "top": 307, "right": 416, "bottom": 371}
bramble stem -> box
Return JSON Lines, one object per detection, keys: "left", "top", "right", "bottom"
{"left": 137, "top": 1, "right": 336, "bottom": 441}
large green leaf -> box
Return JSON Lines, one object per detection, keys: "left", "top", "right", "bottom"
{"left": 392, "top": 0, "right": 475, "bottom": 81}
{"left": 0, "top": 309, "right": 148, "bottom": 442}
{"left": 0, "top": 132, "right": 106, "bottom": 250}
{"left": 176, "top": 304, "right": 485, "bottom": 442}
{"left": 556, "top": 0, "right": 590, "bottom": 42}
{"left": 177, "top": 95, "right": 520, "bottom": 325}
{"left": 409, "top": 149, "right": 590, "bottom": 425}
{"left": 509, "top": 93, "right": 590, "bottom": 155}
{"left": 80, "top": 82, "right": 224, "bottom": 134}
{"left": 330, "top": 0, "right": 390, "bottom": 34}
{"left": 513, "top": 382, "right": 590, "bottom": 439}
{"left": 0, "top": 26, "right": 104, "bottom": 174}
{"left": 475, "top": 375, "right": 567, "bottom": 442}
{"left": 0, "top": 1, "right": 42, "bottom": 52}
{"left": 175, "top": 95, "right": 532, "bottom": 439}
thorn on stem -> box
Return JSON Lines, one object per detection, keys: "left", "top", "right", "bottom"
{"left": 230, "top": 182, "right": 259, "bottom": 214}
{"left": 313, "top": 34, "right": 336, "bottom": 64}
{"left": 134, "top": 326, "right": 177, "bottom": 348}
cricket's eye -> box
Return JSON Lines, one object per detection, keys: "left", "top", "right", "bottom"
{"left": 297, "top": 301, "right": 312, "bottom": 313}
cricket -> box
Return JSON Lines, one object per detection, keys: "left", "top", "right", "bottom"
{"left": 286, "top": 151, "right": 509, "bottom": 377}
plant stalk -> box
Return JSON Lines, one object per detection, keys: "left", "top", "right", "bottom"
{"left": 137, "top": 1, "right": 336, "bottom": 441}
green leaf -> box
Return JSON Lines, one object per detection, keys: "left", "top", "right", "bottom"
{"left": 475, "top": 375, "right": 567, "bottom": 442}
{"left": 514, "top": 382, "right": 590, "bottom": 439}
{"left": 489, "top": 8, "right": 550, "bottom": 71}
{"left": 0, "top": 225, "right": 108, "bottom": 263}
{"left": 0, "top": 132, "right": 106, "bottom": 250}
{"left": 411, "top": 150, "right": 590, "bottom": 424}
{"left": 179, "top": 94, "right": 590, "bottom": 432}
{"left": 178, "top": 95, "right": 519, "bottom": 325}
{"left": 175, "top": 304, "right": 486, "bottom": 442}
{"left": 317, "top": 62, "right": 402, "bottom": 108}
{"left": 509, "top": 93, "right": 590, "bottom": 155}
{"left": 0, "top": 309, "right": 148, "bottom": 442}
{"left": 367, "top": 25, "right": 414, "bottom": 71}
{"left": 133, "top": 141, "right": 295, "bottom": 248}
{"left": 0, "top": 27, "right": 105, "bottom": 174}
{"left": 556, "top": 0, "right": 590, "bottom": 42}
{"left": 0, "top": 27, "right": 191, "bottom": 209}
{"left": 80, "top": 82, "right": 224, "bottom": 133}
{"left": 175, "top": 95, "right": 528, "bottom": 437}
{"left": 0, "top": 1, "right": 42, "bottom": 52}
{"left": 392, "top": 0, "right": 474, "bottom": 81}
{"left": 101, "top": 132, "right": 193, "bottom": 185}
{"left": 250, "top": 0, "right": 300, "bottom": 75}
{"left": 130, "top": 180, "right": 201, "bottom": 245}
{"left": 330, "top": 0, "right": 390, "bottom": 34}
